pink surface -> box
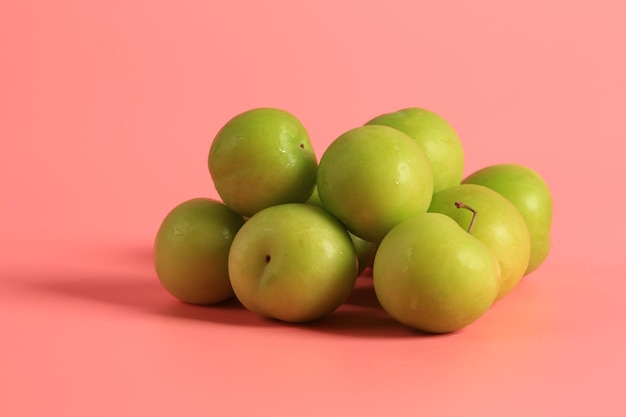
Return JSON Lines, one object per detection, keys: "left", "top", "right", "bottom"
{"left": 1, "top": 1, "right": 625, "bottom": 416}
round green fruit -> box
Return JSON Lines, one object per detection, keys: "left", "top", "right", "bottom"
{"left": 154, "top": 198, "right": 245, "bottom": 305}
{"left": 208, "top": 108, "right": 318, "bottom": 217}
{"left": 428, "top": 184, "right": 531, "bottom": 300}
{"left": 350, "top": 232, "right": 378, "bottom": 275}
{"left": 228, "top": 204, "right": 358, "bottom": 323}
{"left": 373, "top": 213, "right": 501, "bottom": 333}
{"left": 463, "top": 164, "right": 552, "bottom": 275}
{"left": 306, "top": 186, "right": 377, "bottom": 275}
{"left": 366, "top": 107, "right": 464, "bottom": 193}
{"left": 305, "top": 186, "right": 323, "bottom": 208}
{"left": 317, "top": 125, "right": 433, "bottom": 242}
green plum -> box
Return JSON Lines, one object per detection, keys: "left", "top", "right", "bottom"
{"left": 317, "top": 125, "right": 433, "bottom": 242}
{"left": 373, "top": 212, "right": 501, "bottom": 333}
{"left": 463, "top": 164, "right": 552, "bottom": 275}
{"left": 306, "top": 186, "right": 377, "bottom": 275}
{"left": 208, "top": 108, "right": 318, "bottom": 217}
{"left": 228, "top": 204, "right": 358, "bottom": 323}
{"left": 366, "top": 107, "right": 464, "bottom": 193}
{"left": 428, "top": 184, "right": 531, "bottom": 300}
{"left": 350, "top": 232, "right": 378, "bottom": 275}
{"left": 154, "top": 198, "right": 245, "bottom": 305}
{"left": 305, "top": 185, "right": 323, "bottom": 208}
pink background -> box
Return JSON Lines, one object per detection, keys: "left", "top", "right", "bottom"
{"left": 2, "top": 0, "right": 625, "bottom": 416}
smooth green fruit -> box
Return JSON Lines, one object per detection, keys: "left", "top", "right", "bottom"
{"left": 366, "top": 107, "right": 464, "bottom": 193}
{"left": 317, "top": 125, "right": 433, "bottom": 242}
{"left": 373, "top": 213, "right": 500, "bottom": 333}
{"left": 305, "top": 186, "right": 323, "bottom": 208}
{"left": 228, "top": 204, "right": 358, "bottom": 323}
{"left": 428, "top": 184, "right": 531, "bottom": 300}
{"left": 463, "top": 164, "right": 552, "bottom": 275}
{"left": 208, "top": 108, "right": 317, "bottom": 217}
{"left": 306, "top": 186, "right": 377, "bottom": 275}
{"left": 350, "top": 232, "right": 378, "bottom": 275}
{"left": 154, "top": 198, "right": 245, "bottom": 305}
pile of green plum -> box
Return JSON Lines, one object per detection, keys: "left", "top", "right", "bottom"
{"left": 154, "top": 107, "right": 552, "bottom": 333}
